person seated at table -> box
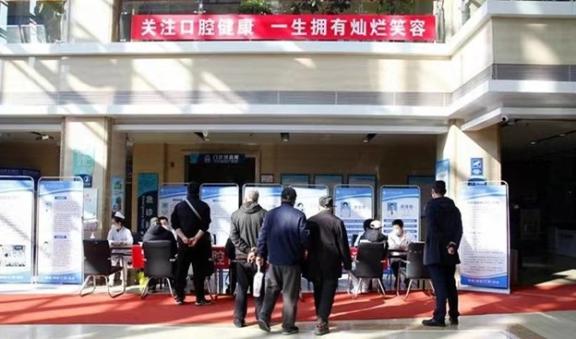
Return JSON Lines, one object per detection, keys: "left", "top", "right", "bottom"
{"left": 387, "top": 219, "right": 414, "bottom": 287}
{"left": 353, "top": 218, "right": 374, "bottom": 247}
{"left": 143, "top": 216, "right": 178, "bottom": 292}
{"left": 107, "top": 211, "right": 134, "bottom": 284}
{"left": 351, "top": 220, "right": 388, "bottom": 294}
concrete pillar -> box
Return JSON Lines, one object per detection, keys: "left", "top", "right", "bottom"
{"left": 69, "top": 0, "right": 115, "bottom": 43}
{"left": 437, "top": 122, "right": 501, "bottom": 200}
{"left": 61, "top": 117, "right": 112, "bottom": 238}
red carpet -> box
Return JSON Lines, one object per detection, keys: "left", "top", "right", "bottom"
{"left": 1, "top": 284, "right": 575, "bottom": 325}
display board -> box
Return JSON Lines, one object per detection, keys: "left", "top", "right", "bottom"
{"left": 459, "top": 182, "right": 510, "bottom": 293}
{"left": 242, "top": 184, "right": 282, "bottom": 212}
{"left": 381, "top": 186, "right": 421, "bottom": 240}
{"left": 292, "top": 185, "right": 329, "bottom": 219}
{"left": 200, "top": 184, "right": 239, "bottom": 246}
{"left": 0, "top": 177, "right": 35, "bottom": 283}
{"left": 137, "top": 173, "right": 159, "bottom": 234}
{"left": 37, "top": 178, "right": 84, "bottom": 284}
{"left": 158, "top": 184, "right": 187, "bottom": 218}
{"left": 334, "top": 185, "right": 374, "bottom": 244}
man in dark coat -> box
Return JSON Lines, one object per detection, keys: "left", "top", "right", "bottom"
{"left": 229, "top": 190, "right": 267, "bottom": 328}
{"left": 422, "top": 180, "right": 463, "bottom": 327}
{"left": 171, "top": 182, "right": 212, "bottom": 306}
{"left": 305, "top": 196, "right": 351, "bottom": 336}
{"left": 257, "top": 187, "right": 309, "bottom": 335}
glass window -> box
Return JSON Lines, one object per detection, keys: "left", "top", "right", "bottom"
{"left": 1, "top": 0, "right": 69, "bottom": 44}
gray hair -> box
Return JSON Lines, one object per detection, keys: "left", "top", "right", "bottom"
{"left": 246, "top": 190, "right": 259, "bottom": 203}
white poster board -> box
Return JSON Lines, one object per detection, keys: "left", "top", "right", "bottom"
{"left": 292, "top": 185, "right": 329, "bottom": 218}
{"left": 37, "top": 178, "right": 84, "bottom": 284}
{"left": 381, "top": 186, "right": 421, "bottom": 240}
{"left": 459, "top": 182, "right": 510, "bottom": 294}
{"left": 243, "top": 184, "right": 282, "bottom": 212}
{"left": 158, "top": 184, "right": 187, "bottom": 219}
{"left": 201, "top": 184, "right": 239, "bottom": 246}
{"left": 335, "top": 185, "right": 374, "bottom": 244}
{"left": 0, "top": 177, "right": 35, "bottom": 283}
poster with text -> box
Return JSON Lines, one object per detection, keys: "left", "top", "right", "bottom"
{"left": 0, "top": 178, "right": 35, "bottom": 283}
{"left": 293, "top": 185, "right": 329, "bottom": 219}
{"left": 37, "top": 179, "right": 84, "bottom": 284}
{"left": 201, "top": 184, "right": 239, "bottom": 246}
{"left": 159, "top": 184, "right": 187, "bottom": 219}
{"left": 137, "top": 173, "right": 158, "bottom": 235}
{"left": 381, "top": 186, "right": 420, "bottom": 240}
{"left": 334, "top": 185, "right": 374, "bottom": 244}
{"left": 243, "top": 184, "right": 282, "bottom": 212}
{"left": 111, "top": 176, "right": 124, "bottom": 214}
{"left": 459, "top": 183, "right": 510, "bottom": 293}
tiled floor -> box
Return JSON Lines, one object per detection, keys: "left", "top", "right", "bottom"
{"left": 1, "top": 311, "right": 575, "bottom": 338}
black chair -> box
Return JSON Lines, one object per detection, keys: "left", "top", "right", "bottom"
{"left": 141, "top": 240, "right": 176, "bottom": 299}
{"left": 80, "top": 240, "right": 125, "bottom": 298}
{"left": 402, "top": 242, "right": 434, "bottom": 299}
{"left": 349, "top": 241, "right": 387, "bottom": 296}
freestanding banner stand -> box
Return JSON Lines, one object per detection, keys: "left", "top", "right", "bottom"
{"left": 292, "top": 185, "right": 329, "bottom": 219}
{"left": 36, "top": 177, "right": 84, "bottom": 284}
{"left": 380, "top": 186, "right": 421, "bottom": 240}
{"left": 458, "top": 181, "right": 511, "bottom": 294}
{"left": 334, "top": 185, "right": 374, "bottom": 244}
{"left": 0, "top": 176, "right": 35, "bottom": 284}
{"left": 158, "top": 183, "right": 188, "bottom": 219}
{"left": 242, "top": 184, "right": 283, "bottom": 211}
{"left": 200, "top": 184, "right": 239, "bottom": 246}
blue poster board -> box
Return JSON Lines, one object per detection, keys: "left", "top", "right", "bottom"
{"left": 381, "top": 186, "right": 421, "bottom": 240}
{"left": 0, "top": 177, "right": 35, "bottom": 283}
{"left": 459, "top": 183, "right": 510, "bottom": 293}
{"left": 201, "top": 184, "right": 239, "bottom": 246}
{"left": 158, "top": 184, "right": 187, "bottom": 219}
{"left": 243, "top": 184, "right": 282, "bottom": 212}
{"left": 334, "top": 185, "right": 374, "bottom": 244}
{"left": 137, "top": 173, "right": 159, "bottom": 235}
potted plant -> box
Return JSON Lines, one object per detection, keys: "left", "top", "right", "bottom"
{"left": 238, "top": 0, "right": 273, "bottom": 14}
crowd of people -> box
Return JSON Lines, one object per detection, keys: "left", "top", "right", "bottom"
{"left": 107, "top": 180, "right": 462, "bottom": 335}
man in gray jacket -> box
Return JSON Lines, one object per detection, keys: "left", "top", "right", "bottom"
{"left": 230, "top": 190, "right": 267, "bottom": 328}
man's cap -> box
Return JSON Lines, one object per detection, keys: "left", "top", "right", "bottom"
{"left": 370, "top": 220, "right": 382, "bottom": 229}
{"left": 319, "top": 195, "right": 334, "bottom": 208}
{"left": 281, "top": 187, "right": 297, "bottom": 201}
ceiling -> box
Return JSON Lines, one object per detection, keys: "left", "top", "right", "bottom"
{"left": 0, "top": 131, "right": 60, "bottom": 144}
{"left": 502, "top": 120, "right": 576, "bottom": 161}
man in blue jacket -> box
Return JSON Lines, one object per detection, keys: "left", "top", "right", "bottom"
{"left": 422, "top": 180, "right": 463, "bottom": 327}
{"left": 257, "top": 187, "right": 309, "bottom": 335}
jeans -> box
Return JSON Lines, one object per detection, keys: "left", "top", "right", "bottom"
{"left": 426, "top": 264, "right": 459, "bottom": 321}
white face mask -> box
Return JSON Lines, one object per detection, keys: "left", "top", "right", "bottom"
{"left": 394, "top": 229, "right": 402, "bottom": 237}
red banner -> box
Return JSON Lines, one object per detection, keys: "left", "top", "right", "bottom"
{"left": 131, "top": 14, "right": 436, "bottom": 42}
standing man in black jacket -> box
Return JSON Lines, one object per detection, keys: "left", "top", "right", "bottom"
{"left": 422, "top": 180, "right": 463, "bottom": 327}
{"left": 171, "top": 182, "right": 212, "bottom": 306}
{"left": 257, "top": 187, "right": 309, "bottom": 335}
{"left": 230, "top": 190, "right": 267, "bottom": 328}
{"left": 305, "top": 196, "right": 351, "bottom": 336}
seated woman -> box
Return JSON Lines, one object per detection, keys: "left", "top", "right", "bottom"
{"left": 387, "top": 219, "right": 414, "bottom": 288}
{"left": 350, "top": 220, "right": 388, "bottom": 294}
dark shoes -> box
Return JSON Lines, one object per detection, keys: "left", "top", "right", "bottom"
{"left": 315, "top": 322, "right": 329, "bottom": 336}
{"left": 449, "top": 317, "right": 459, "bottom": 326}
{"left": 282, "top": 326, "right": 299, "bottom": 335}
{"left": 174, "top": 298, "right": 185, "bottom": 305}
{"left": 258, "top": 319, "right": 271, "bottom": 333}
{"left": 233, "top": 318, "right": 245, "bottom": 328}
{"left": 422, "top": 318, "right": 446, "bottom": 327}
{"left": 195, "top": 298, "right": 211, "bottom": 306}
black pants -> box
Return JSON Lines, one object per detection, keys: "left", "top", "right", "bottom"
{"left": 175, "top": 246, "right": 210, "bottom": 301}
{"left": 228, "top": 262, "right": 238, "bottom": 295}
{"left": 312, "top": 278, "right": 338, "bottom": 323}
{"left": 234, "top": 261, "right": 264, "bottom": 322}
{"left": 426, "top": 264, "right": 459, "bottom": 321}
{"left": 259, "top": 264, "right": 301, "bottom": 330}
{"left": 391, "top": 261, "right": 408, "bottom": 284}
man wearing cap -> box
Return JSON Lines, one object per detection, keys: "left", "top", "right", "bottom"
{"left": 107, "top": 211, "right": 134, "bottom": 284}
{"left": 171, "top": 182, "right": 212, "bottom": 306}
{"left": 257, "top": 187, "right": 309, "bottom": 335}
{"left": 422, "top": 180, "right": 463, "bottom": 327}
{"left": 305, "top": 196, "right": 351, "bottom": 336}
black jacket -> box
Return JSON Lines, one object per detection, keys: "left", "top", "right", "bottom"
{"left": 143, "top": 224, "right": 178, "bottom": 257}
{"left": 305, "top": 210, "right": 352, "bottom": 280}
{"left": 424, "top": 196, "right": 463, "bottom": 266}
{"left": 230, "top": 202, "right": 267, "bottom": 261}
{"left": 170, "top": 195, "right": 212, "bottom": 254}
{"left": 360, "top": 228, "right": 388, "bottom": 244}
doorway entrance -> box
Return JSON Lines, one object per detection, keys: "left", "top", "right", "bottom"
{"left": 185, "top": 153, "right": 256, "bottom": 187}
